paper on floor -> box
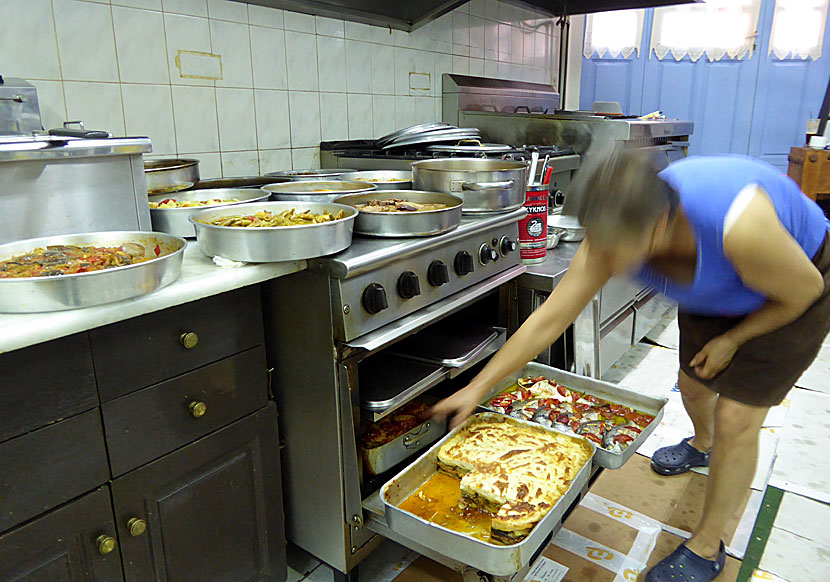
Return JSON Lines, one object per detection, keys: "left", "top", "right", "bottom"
{"left": 522, "top": 557, "right": 569, "bottom": 582}
{"left": 768, "top": 388, "right": 830, "bottom": 503}
{"left": 645, "top": 306, "right": 680, "bottom": 350}
{"left": 759, "top": 527, "right": 830, "bottom": 582}
{"left": 726, "top": 488, "right": 765, "bottom": 560}
{"left": 750, "top": 569, "right": 791, "bottom": 582}
{"left": 602, "top": 343, "right": 679, "bottom": 399}
{"left": 773, "top": 492, "right": 830, "bottom": 549}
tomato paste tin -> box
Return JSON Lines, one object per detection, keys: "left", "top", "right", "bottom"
{"left": 519, "top": 184, "right": 548, "bottom": 264}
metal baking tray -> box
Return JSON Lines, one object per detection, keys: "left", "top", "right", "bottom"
{"left": 189, "top": 201, "right": 356, "bottom": 262}
{"left": 375, "top": 123, "right": 454, "bottom": 148}
{"left": 380, "top": 412, "right": 594, "bottom": 576}
{"left": 0, "top": 231, "right": 186, "bottom": 313}
{"left": 389, "top": 323, "right": 506, "bottom": 377}
{"left": 262, "top": 180, "right": 376, "bottom": 204}
{"left": 337, "top": 171, "right": 413, "bottom": 191}
{"left": 380, "top": 129, "right": 483, "bottom": 151}
{"left": 359, "top": 353, "right": 448, "bottom": 420}
{"left": 363, "top": 417, "right": 448, "bottom": 476}
{"left": 482, "top": 362, "right": 668, "bottom": 469}
{"left": 149, "top": 188, "right": 270, "bottom": 238}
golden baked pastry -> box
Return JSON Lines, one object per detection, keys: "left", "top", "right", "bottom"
{"left": 436, "top": 415, "right": 592, "bottom": 542}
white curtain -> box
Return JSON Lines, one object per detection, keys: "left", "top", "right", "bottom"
{"left": 583, "top": 9, "right": 645, "bottom": 59}
{"left": 650, "top": 0, "right": 762, "bottom": 62}
{"left": 769, "top": 0, "right": 829, "bottom": 60}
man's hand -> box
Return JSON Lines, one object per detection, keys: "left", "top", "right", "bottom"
{"left": 429, "top": 385, "right": 486, "bottom": 429}
{"left": 690, "top": 335, "right": 740, "bottom": 379}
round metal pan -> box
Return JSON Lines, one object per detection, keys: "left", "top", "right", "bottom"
{"left": 149, "top": 188, "right": 270, "bottom": 238}
{"left": 144, "top": 158, "right": 200, "bottom": 194}
{"left": 262, "top": 180, "right": 376, "bottom": 204}
{"left": 265, "top": 168, "right": 356, "bottom": 180}
{"left": 189, "top": 201, "right": 357, "bottom": 262}
{"left": 333, "top": 190, "right": 463, "bottom": 238}
{"left": 375, "top": 122, "right": 454, "bottom": 148}
{"left": 547, "top": 213, "right": 586, "bottom": 241}
{"left": 411, "top": 158, "right": 528, "bottom": 214}
{"left": 379, "top": 128, "right": 482, "bottom": 151}
{"left": 337, "top": 170, "right": 412, "bottom": 191}
{"left": 0, "top": 231, "right": 186, "bottom": 313}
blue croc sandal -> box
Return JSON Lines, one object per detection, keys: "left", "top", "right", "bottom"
{"left": 645, "top": 541, "right": 726, "bottom": 582}
{"left": 651, "top": 437, "right": 710, "bottom": 476}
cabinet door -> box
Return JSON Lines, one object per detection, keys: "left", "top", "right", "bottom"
{"left": 112, "top": 404, "right": 286, "bottom": 582}
{"left": 0, "top": 487, "right": 124, "bottom": 582}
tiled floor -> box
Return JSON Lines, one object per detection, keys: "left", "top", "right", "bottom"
{"left": 286, "top": 315, "right": 830, "bottom": 582}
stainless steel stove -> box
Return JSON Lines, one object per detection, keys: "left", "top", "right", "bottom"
{"left": 262, "top": 212, "right": 528, "bottom": 581}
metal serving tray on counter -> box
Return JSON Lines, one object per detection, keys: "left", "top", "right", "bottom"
{"left": 483, "top": 362, "right": 668, "bottom": 469}
{"left": 379, "top": 412, "right": 594, "bottom": 577}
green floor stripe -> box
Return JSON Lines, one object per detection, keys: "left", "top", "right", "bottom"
{"left": 736, "top": 486, "right": 784, "bottom": 582}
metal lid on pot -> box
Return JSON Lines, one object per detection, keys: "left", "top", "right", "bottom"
{"left": 265, "top": 168, "right": 357, "bottom": 180}
{"left": 261, "top": 180, "right": 377, "bottom": 195}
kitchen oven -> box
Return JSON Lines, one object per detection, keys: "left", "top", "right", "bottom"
{"left": 262, "top": 212, "right": 602, "bottom": 581}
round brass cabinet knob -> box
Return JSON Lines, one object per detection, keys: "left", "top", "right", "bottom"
{"left": 96, "top": 535, "right": 117, "bottom": 555}
{"left": 127, "top": 517, "right": 147, "bottom": 537}
{"left": 189, "top": 401, "right": 207, "bottom": 418}
{"left": 179, "top": 332, "right": 199, "bottom": 349}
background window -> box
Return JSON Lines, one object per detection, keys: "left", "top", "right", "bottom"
{"left": 769, "top": 0, "right": 829, "bottom": 60}
{"left": 651, "top": 0, "right": 763, "bottom": 62}
{"left": 583, "top": 9, "right": 645, "bottom": 59}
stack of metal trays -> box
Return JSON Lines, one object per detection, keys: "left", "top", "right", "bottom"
{"left": 376, "top": 123, "right": 482, "bottom": 151}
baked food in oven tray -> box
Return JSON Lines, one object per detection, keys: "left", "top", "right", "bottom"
{"left": 436, "top": 416, "right": 592, "bottom": 542}
{"left": 485, "top": 375, "right": 655, "bottom": 453}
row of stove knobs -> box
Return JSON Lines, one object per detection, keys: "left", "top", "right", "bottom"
{"left": 361, "top": 237, "right": 517, "bottom": 314}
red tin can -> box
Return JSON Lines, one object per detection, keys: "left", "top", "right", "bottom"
{"left": 519, "top": 184, "right": 548, "bottom": 264}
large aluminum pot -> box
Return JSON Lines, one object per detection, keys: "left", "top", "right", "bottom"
{"left": 411, "top": 158, "right": 527, "bottom": 214}
{"left": 265, "top": 168, "right": 356, "bottom": 180}
{"left": 144, "top": 158, "right": 200, "bottom": 194}
{"left": 148, "top": 188, "right": 270, "bottom": 238}
{"left": 262, "top": 180, "right": 376, "bottom": 204}
{"left": 337, "top": 170, "right": 413, "bottom": 190}
{"left": 189, "top": 201, "right": 357, "bottom": 262}
{"left": 0, "top": 231, "right": 186, "bottom": 313}
{"left": 333, "top": 190, "right": 463, "bottom": 238}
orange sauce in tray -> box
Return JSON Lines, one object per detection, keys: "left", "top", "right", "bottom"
{"left": 399, "top": 472, "right": 505, "bottom": 545}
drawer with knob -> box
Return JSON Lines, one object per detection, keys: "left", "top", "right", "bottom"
{"left": 0, "top": 333, "right": 97, "bottom": 443}
{"left": 0, "top": 487, "right": 124, "bottom": 581}
{"left": 0, "top": 409, "right": 109, "bottom": 533}
{"left": 90, "top": 286, "right": 264, "bottom": 402}
{"left": 102, "top": 346, "right": 269, "bottom": 476}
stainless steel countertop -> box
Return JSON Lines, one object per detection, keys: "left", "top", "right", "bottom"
{"left": 516, "top": 241, "right": 580, "bottom": 293}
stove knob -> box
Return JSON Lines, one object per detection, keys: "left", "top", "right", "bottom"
{"left": 479, "top": 244, "right": 498, "bottom": 265}
{"left": 361, "top": 283, "right": 388, "bottom": 314}
{"left": 397, "top": 271, "right": 421, "bottom": 299}
{"left": 500, "top": 236, "right": 517, "bottom": 256}
{"left": 427, "top": 260, "right": 450, "bottom": 287}
{"left": 552, "top": 189, "right": 566, "bottom": 207}
{"left": 454, "top": 251, "right": 475, "bottom": 276}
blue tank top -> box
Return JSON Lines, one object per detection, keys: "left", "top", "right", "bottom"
{"left": 636, "top": 155, "right": 830, "bottom": 316}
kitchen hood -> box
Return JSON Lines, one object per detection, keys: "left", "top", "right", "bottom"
{"left": 237, "top": 1, "right": 467, "bottom": 31}
{"left": 236, "top": 1, "right": 699, "bottom": 31}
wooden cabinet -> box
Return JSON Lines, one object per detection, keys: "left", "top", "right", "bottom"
{"left": 789, "top": 146, "right": 830, "bottom": 201}
{"left": 112, "top": 404, "right": 285, "bottom": 582}
{"left": 0, "top": 287, "right": 287, "bottom": 582}
{"left": 0, "top": 487, "right": 124, "bottom": 582}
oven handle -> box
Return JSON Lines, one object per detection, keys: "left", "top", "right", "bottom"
{"left": 343, "top": 264, "right": 527, "bottom": 355}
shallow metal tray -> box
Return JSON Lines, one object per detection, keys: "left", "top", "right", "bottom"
{"left": 262, "top": 180, "right": 376, "bottom": 204}
{"left": 363, "top": 416, "right": 448, "bottom": 476}
{"left": 0, "top": 231, "right": 186, "bottom": 313}
{"left": 189, "top": 201, "right": 356, "bottom": 262}
{"left": 483, "top": 362, "right": 668, "bottom": 469}
{"left": 149, "top": 188, "right": 270, "bottom": 238}
{"left": 380, "top": 412, "right": 594, "bottom": 577}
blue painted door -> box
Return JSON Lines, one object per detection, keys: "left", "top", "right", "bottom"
{"left": 579, "top": 1, "right": 830, "bottom": 166}
{"left": 748, "top": 3, "right": 830, "bottom": 169}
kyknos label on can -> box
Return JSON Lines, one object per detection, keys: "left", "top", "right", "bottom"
{"left": 519, "top": 184, "right": 548, "bottom": 264}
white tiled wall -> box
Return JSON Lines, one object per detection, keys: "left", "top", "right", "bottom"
{"left": 0, "top": 0, "right": 559, "bottom": 177}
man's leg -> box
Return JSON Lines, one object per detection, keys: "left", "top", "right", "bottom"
{"left": 684, "top": 395, "right": 770, "bottom": 559}
{"left": 678, "top": 370, "right": 718, "bottom": 452}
